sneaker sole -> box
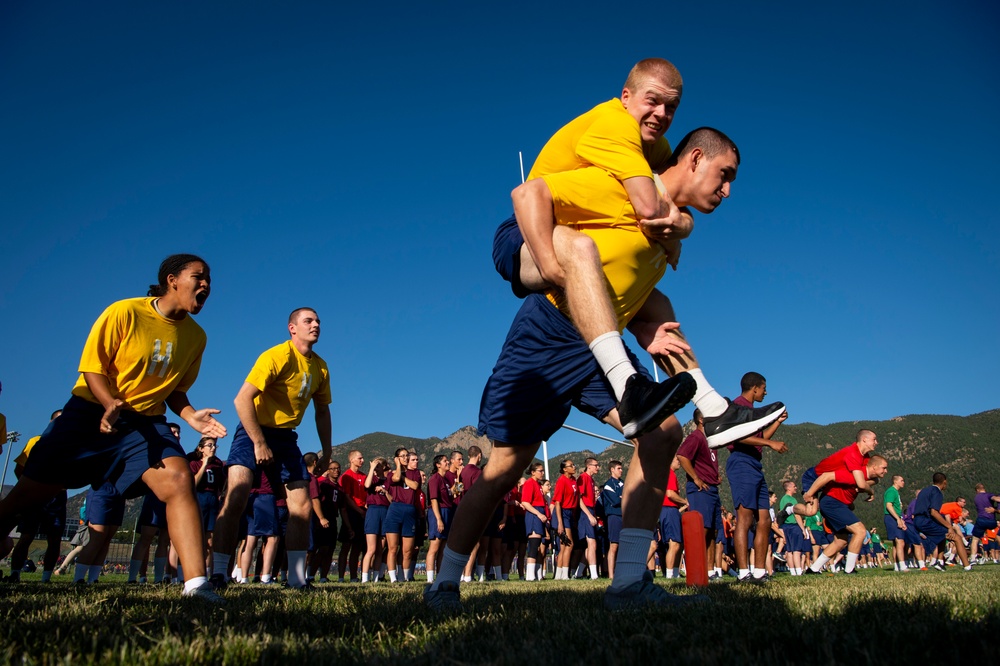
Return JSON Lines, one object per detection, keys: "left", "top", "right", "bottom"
{"left": 622, "top": 374, "right": 697, "bottom": 439}
{"left": 706, "top": 406, "right": 787, "bottom": 449}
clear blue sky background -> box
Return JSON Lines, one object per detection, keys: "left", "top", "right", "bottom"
{"left": 2, "top": 2, "right": 998, "bottom": 483}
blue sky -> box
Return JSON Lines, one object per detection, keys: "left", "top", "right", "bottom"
{"left": 2, "top": 2, "right": 998, "bottom": 480}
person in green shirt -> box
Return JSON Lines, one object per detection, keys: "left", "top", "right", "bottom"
{"left": 778, "top": 481, "right": 810, "bottom": 575}
{"left": 883, "top": 475, "right": 909, "bottom": 571}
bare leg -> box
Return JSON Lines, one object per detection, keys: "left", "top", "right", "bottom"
{"left": 211, "top": 465, "right": 253, "bottom": 572}
{"left": 142, "top": 457, "right": 206, "bottom": 580}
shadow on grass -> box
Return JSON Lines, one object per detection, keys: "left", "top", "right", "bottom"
{"left": 1, "top": 576, "right": 997, "bottom": 665}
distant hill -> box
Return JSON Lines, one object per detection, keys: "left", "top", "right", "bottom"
{"left": 550, "top": 409, "right": 1000, "bottom": 529}
{"left": 56, "top": 409, "right": 999, "bottom": 534}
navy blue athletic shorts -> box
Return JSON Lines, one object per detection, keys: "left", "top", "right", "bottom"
{"left": 478, "top": 294, "right": 652, "bottom": 446}
{"left": 384, "top": 502, "right": 418, "bottom": 538}
{"left": 227, "top": 423, "right": 308, "bottom": 486}
{"left": 659, "top": 506, "right": 682, "bottom": 544}
{"left": 364, "top": 505, "right": 388, "bottom": 536}
{"left": 819, "top": 495, "right": 860, "bottom": 533}
{"left": 22, "top": 396, "right": 185, "bottom": 497}
{"left": 726, "top": 451, "right": 769, "bottom": 511}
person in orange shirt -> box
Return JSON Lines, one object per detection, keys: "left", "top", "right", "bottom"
{"left": 939, "top": 497, "right": 968, "bottom": 564}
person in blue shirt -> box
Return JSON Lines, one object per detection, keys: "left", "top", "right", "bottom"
{"left": 913, "top": 472, "right": 971, "bottom": 570}
{"left": 601, "top": 460, "right": 625, "bottom": 578}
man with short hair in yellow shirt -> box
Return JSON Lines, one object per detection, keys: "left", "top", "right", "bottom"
{"left": 429, "top": 126, "right": 755, "bottom": 612}
{"left": 210, "top": 307, "right": 333, "bottom": 591}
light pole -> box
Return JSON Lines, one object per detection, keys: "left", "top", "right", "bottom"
{"left": 1, "top": 431, "right": 22, "bottom": 498}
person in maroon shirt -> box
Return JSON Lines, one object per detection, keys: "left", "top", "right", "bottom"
{"left": 384, "top": 448, "right": 422, "bottom": 582}
{"left": 361, "top": 457, "right": 390, "bottom": 583}
{"left": 189, "top": 436, "right": 226, "bottom": 569}
{"left": 461, "top": 446, "right": 504, "bottom": 581}
{"left": 676, "top": 410, "right": 724, "bottom": 578}
{"left": 308, "top": 457, "right": 349, "bottom": 582}
{"left": 447, "top": 451, "right": 465, "bottom": 505}
{"left": 426, "top": 455, "right": 456, "bottom": 583}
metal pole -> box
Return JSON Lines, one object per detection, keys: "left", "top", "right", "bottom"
{"left": 541, "top": 440, "right": 550, "bottom": 483}
{"left": 559, "top": 424, "right": 634, "bottom": 448}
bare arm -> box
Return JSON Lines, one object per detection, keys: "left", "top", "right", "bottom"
{"left": 165, "top": 391, "right": 227, "bottom": 438}
{"left": 314, "top": 402, "right": 332, "bottom": 466}
{"left": 234, "top": 381, "right": 272, "bottom": 465}
{"left": 740, "top": 435, "right": 787, "bottom": 454}
{"left": 312, "top": 497, "right": 329, "bottom": 527}
{"left": 83, "top": 372, "right": 125, "bottom": 433}
{"left": 676, "top": 455, "right": 707, "bottom": 491}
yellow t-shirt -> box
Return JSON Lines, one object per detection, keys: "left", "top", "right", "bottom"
{"left": 14, "top": 435, "right": 40, "bottom": 467}
{"left": 527, "top": 99, "right": 672, "bottom": 182}
{"left": 245, "top": 340, "right": 332, "bottom": 429}
{"left": 71, "top": 297, "right": 207, "bottom": 416}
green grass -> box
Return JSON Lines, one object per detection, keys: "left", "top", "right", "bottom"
{"left": 1, "top": 568, "right": 998, "bottom": 665}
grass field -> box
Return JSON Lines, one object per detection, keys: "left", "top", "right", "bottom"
{"left": 1, "top": 567, "right": 998, "bottom": 665}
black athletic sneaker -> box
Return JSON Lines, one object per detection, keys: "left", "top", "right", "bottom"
{"left": 704, "top": 400, "right": 787, "bottom": 449}
{"left": 619, "top": 373, "right": 697, "bottom": 439}
{"left": 208, "top": 573, "right": 228, "bottom": 592}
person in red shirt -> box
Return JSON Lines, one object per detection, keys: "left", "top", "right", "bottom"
{"left": 656, "top": 457, "right": 687, "bottom": 578}
{"left": 336, "top": 450, "right": 366, "bottom": 582}
{"left": 552, "top": 459, "right": 578, "bottom": 580}
{"left": 574, "top": 458, "right": 601, "bottom": 579}
{"left": 519, "top": 463, "right": 548, "bottom": 581}
{"left": 804, "top": 454, "right": 889, "bottom": 574}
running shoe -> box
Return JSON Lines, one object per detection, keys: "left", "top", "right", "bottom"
{"left": 619, "top": 373, "right": 697, "bottom": 439}
{"left": 704, "top": 400, "right": 787, "bottom": 449}
{"left": 604, "top": 572, "right": 708, "bottom": 610}
{"left": 424, "top": 581, "right": 463, "bottom": 613}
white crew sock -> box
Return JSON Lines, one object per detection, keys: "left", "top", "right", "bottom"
{"left": 752, "top": 567, "right": 767, "bottom": 579}
{"left": 231, "top": 566, "right": 242, "bottom": 581}
{"left": 183, "top": 576, "right": 207, "bottom": 594}
{"left": 609, "top": 529, "right": 655, "bottom": 590}
{"left": 845, "top": 552, "right": 858, "bottom": 573}
{"left": 525, "top": 563, "right": 536, "bottom": 581}
{"left": 362, "top": 571, "right": 370, "bottom": 583}
{"left": 128, "top": 559, "right": 142, "bottom": 582}
{"left": 688, "top": 369, "right": 728, "bottom": 418}
{"left": 261, "top": 573, "right": 272, "bottom": 583}
{"left": 426, "top": 570, "right": 434, "bottom": 583}
{"left": 738, "top": 568, "right": 750, "bottom": 578}
{"left": 589, "top": 564, "right": 599, "bottom": 579}
{"left": 589, "top": 332, "right": 636, "bottom": 401}
{"left": 287, "top": 551, "right": 308, "bottom": 588}
{"left": 811, "top": 553, "right": 831, "bottom": 572}
{"left": 429, "top": 546, "right": 469, "bottom": 591}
